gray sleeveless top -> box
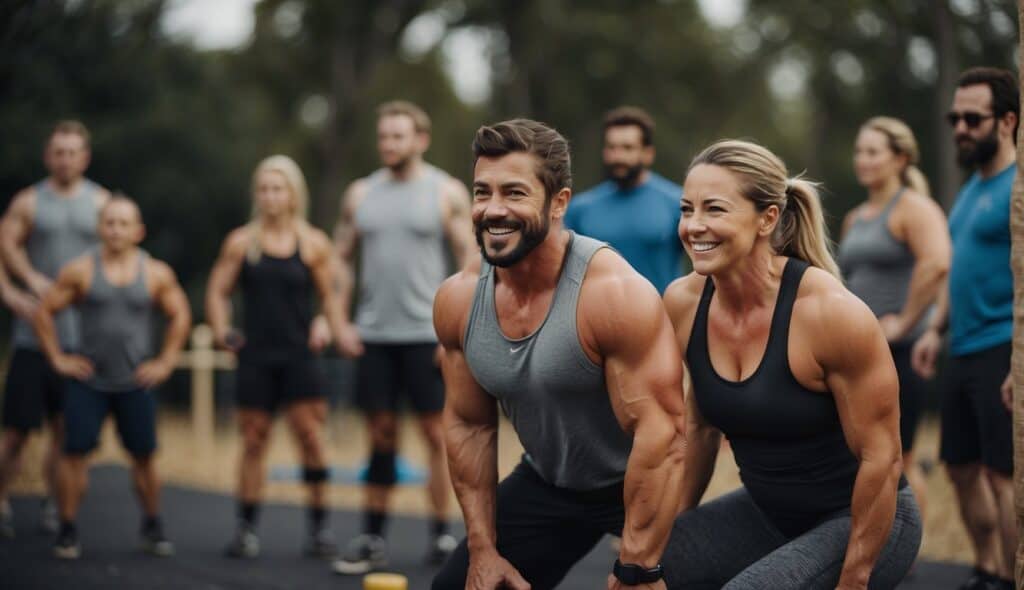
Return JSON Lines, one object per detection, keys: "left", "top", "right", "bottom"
{"left": 463, "top": 232, "right": 632, "bottom": 490}
{"left": 79, "top": 250, "right": 154, "bottom": 392}
{"left": 12, "top": 180, "right": 101, "bottom": 350}
{"left": 354, "top": 164, "right": 448, "bottom": 343}
{"left": 837, "top": 189, "right": 924, "bottom": 343}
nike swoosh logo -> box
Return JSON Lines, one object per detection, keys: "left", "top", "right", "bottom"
{"left": 510, "top": 345, "right": 525, "bottom": 353}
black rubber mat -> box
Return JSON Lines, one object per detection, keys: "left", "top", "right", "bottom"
{"left": 0, "top": 464, "right": 973, "bottom": 589}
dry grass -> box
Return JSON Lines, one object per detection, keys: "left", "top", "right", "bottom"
{"left": 7, "top": 411, "right": 971, "bottom": 563}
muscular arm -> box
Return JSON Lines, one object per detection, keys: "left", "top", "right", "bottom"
{"left": 332, "top": 181, "right": 365, "bottom": 321}
{"left": 205, "top": 229, "right": 247, "bottom": 348}
{"left": 151, "top": 262, "right": 192, "bottom": 365}
{"left": 0, "top": 190, "right": 47, "bottom": 294}
{"left": 889, "top": 196, "right": 950, "bottom": 338}
{"left": 33, "top": 258, "right": 89, "bottom": 365}
{"left": 0, "top": 255, "right": 37, "bottom": 320}
{"left": 441, "top": 178, "right": 476, "bottom": 269}
{"left": 307, "top": 231, "right": 354, "bottom": 352}
{"left": 585, "top": 256, "right": 687, "bottom": 568}
{"left": 815, "top": 289, "right": 903, "bottom": 589}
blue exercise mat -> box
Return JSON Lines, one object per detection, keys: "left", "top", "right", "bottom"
{"left": 268, "top": 456, "right": 427, "bottom": 484}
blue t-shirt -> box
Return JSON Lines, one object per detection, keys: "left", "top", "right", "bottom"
{"left": 565, "top": 172, "right": 684, "bottom": 293}
{"left": 947, "top": 163, "right": 1015, "bottom": 356}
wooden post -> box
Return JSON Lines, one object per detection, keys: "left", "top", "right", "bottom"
{"left": 1013, "top": 4, "right": 1024, "bottom": 583}
{"left": 190, "top": 324, "right": 216, "bottom": 459}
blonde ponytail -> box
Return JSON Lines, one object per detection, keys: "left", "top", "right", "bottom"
{"left": 903, "top": 165, "right": 931, "bottom": 199}
{"left": 776, "top": 179, "right": 840, "bottom": 278}
{"left": 689, "top": 139, "right": 840, "bottom": 278}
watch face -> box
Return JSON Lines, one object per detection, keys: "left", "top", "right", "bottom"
{"left": 614, "top": 560, "right": 664, "bottom": 585}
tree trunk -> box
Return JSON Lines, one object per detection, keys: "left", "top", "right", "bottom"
{"left": 1012, "top": 3, "right": 1024, "bottom": 586}
{"left": 933, "top": 0, "right": 960, "bottom": 209}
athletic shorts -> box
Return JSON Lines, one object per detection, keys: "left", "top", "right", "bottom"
{"left": 891, "top": 342, "right": 928, "bottom": 453}
{"left": 940, "top": 341, "right": 1013, "bottom": 475}
{"left": 64, "top": 381, "right": 157, "bottom": 456}
{"left": 2, "top": 348, "right": 65, "bottom": 432}
{"left": 235, "top": 355, "right": 324, "bottom": 413}
{"left": 355, "top": 342, "right": 444, "bottom": 414}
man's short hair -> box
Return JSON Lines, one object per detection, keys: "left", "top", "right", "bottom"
{"left": 472, "top": 119, "right": 572, "bottom": 200}
{"left": 603, "top": 106, "right": 655, "bottom": 146}
{"left": 957, "top": 67, "right": 1019, "bottom": 140}
{"left": 377, "top": 100, "right": 431, "bottom": 134}
{"left": 48, "top": 120, "right": 91, "bottom": 149}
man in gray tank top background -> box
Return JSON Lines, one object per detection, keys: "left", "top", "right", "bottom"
{"left": 431, "top": 119, "right": 687, "bottom": 590}
{"left": 0, "top": 120, "right": 110, "bottom": 537}
{"left": 32, "top": 196, "right": 191, "bottom": 559}
{"left": 330, "top": 101, "right": 475, "bottom": 574}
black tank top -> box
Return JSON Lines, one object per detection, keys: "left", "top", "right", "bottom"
{"left": 239, "top": 242, "right": 313, "bottom": 361}
{"left": 686, "top": 258, "right": 864, "bottom": 537}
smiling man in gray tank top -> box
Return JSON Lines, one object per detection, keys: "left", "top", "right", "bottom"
{"left": 330, "top": 101, "right": 476, "bottom": 574}
{"left": 0, "top": 121, "right": 110, "bottom": 537}
{"left": 431, "top": 119, "right": 687, "bottom": 590}
{"left": 32, "top": 196, "right": 191, "bottom": 559}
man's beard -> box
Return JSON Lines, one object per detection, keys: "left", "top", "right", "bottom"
{"left": 385, "top": 153, "right": 414, "bottom": 173}
{"left": 605, "top": 162, "right": 644, "bottom": 189}
{"left": 956, "top": 127, "right": 1000, "bottom": 168}
{"left": 474, "top": 209, "right": 551, "bottom": 268}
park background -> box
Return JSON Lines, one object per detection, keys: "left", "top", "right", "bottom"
{"left": 1, "top": 0, "right": 1021, "bottom": 571}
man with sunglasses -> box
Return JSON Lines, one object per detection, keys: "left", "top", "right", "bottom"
{"left": 912, "top": 66, "right": 1018, "bottom": 590}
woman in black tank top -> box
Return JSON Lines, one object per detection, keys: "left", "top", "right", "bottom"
{"left": 206, "top": 155, "right": 357, "bottom": 559}
{"left": 660, "top": 140, "right": 920, "bottom": 589}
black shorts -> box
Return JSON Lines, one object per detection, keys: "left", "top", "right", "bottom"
{"left": 355, "top": 342, "right": 444, "bottom": 414}
{"left": 64, "top": 381, "right": 157, "bottom": 456}
{"left": 891, "top": 343, "right": 927, "bottom": 453}
{"left": 939, "top": 341, "right": 1013, "bottom": 475}
{"left": 235, "top": 355, "right": 325, "bottom": 413}
{"left": 2, "top": 348, "right": 65, "bottom": 432}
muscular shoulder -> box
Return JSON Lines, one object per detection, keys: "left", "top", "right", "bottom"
{"left": 792, "top": 266, "right": 880, "bottom": 365}
{"left": 5, "top": 186, "right": 36, "bottom": 217}
{"left": 433, "top": 257, "right": 482, "bottom": 349}
{"left": 146, "top": 257, "right": 179, "bottom": 288}
{"left": 892, "top": 189, "right": 946, "bottom": 224}
{"left": 579, "top": 249, "right": 666, "bottom": 352}
{"left": 662, "top": 272, "right": 707, "bottom": 353}
{"left": 340, "top": 178, "right": 371, "bottom": 216}
{"left": 59, "top": 252, "right": 94, "bottom": 286}
{"left": 221, "top": 226, "right": 251, "bottom": 258}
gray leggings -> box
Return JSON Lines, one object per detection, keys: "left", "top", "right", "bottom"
{"left": 662, "top": 486, "right": 922, "bottom": 589}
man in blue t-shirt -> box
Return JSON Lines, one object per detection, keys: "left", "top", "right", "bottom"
{"left": 564, "top": 106, "right": 684, "bottom": 293}
{"left": 913, "top": 67, "right": 1018, "bottom": 590}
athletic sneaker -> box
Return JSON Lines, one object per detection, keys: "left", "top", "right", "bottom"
{"left": 958, "top": 568, "right": 1007, "bottom": 590}
{"left": 141, "top": 524, "right": 175, "bottom": 557}
{"left": 39, "top": 499, "right": 58, "bottom": 534}
{"left": 331, "top": 534, "right": 387, "bottom": 574}
{"left": 0, "top": 501, "right": 13, "bottom": 538}
{"left": 425, "top": 533, "right": 457, "bottom": 565}
{"left": 304, "top": 527, "right": 338, "bottom": 559}
{"left": 54, "top": 528, "right": 81, "bottom": 560}
{"left": 224, "top": 526, "right": 260, "bottom": 559}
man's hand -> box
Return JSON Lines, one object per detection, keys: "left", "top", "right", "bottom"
{"left": 134, "top": 358, "right": 175, "bottom": 389}
{"left": 877, "top": 314, "right": 908, "bottom": 343}
{"left": 1, "top": 285, "right": 38, "bottom": 320}
{"left": 1001, "top": 372, "right": 1013, "bottom": 413}
{"left": 52, "top": 353, "right": 94, "bottom": 381}
{"left": 214, "top": 328, "right": 245, "bottom": 353}
{"left": 467, "top": 550, "right": 531, "bottom": 590}
{"left": 26, "top": 272, "right": 53, "bottom": 298}
{"left": 911, "top": 328, "right": 942, "bottom": 379}
{"left": 308, "top": 315, "right": 331, "bottom": 353}
{"left": 334, "top": 323, "right": 364, "bottom": 358}
{"left": 607, "top": 576, "right": 665, "bottom": 590}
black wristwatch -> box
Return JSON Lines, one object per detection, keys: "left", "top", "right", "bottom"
{"left": 612, "top": 559, "right": 664, "bottom": 585}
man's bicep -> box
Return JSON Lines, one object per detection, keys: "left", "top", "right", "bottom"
{"left": 441, "top": 347, "right": 497, "bottom": 426}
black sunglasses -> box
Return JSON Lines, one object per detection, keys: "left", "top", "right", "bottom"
{"left": 946, "top": 111, "right": 996, "bottom": 129}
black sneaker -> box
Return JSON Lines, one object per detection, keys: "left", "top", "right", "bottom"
{"left": 958, "top": 568, "right": 998, "bottom": 590}
{"left": 304, "top": 527, "right": 338, "bottom": 559}
{"left": 425, "top": 533, "right": 457, "bottom": 565}
{"left": 224, "top": 526, "right": 260, "bottom": 559}
{"left": 54, "top": 528, "right": 81, "bottom": 560}
{"left": 141, "top": 524, "right": 175, "bottom": 557}
{"left": 331, "top": 534, "right": 387, "bottom": 575}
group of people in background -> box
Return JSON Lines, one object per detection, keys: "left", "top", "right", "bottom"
{"left": 0, "top": 64, "right": 1016, "bottom": 590}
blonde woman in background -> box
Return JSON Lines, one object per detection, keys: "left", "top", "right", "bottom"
{"left": 837, "top": 117, "right": 950, "bottom": 524}
{"left": 206, "top": 155, "right": 360, "bottom": 560}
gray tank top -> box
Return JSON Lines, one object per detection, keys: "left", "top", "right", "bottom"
{"left": 12, "top": 179, "right": 101, "bottom": 351}
{"left": 79, "top": 250, "right": 154, "bottom": 392}
{"left": 463, "top": 232, "right": 632, "bottom": 490}
{"left": 354, "top": 164, "right": 448, "bottom": 343}
{"left": 837, "top": 189, "right": 925, "bottom": 343}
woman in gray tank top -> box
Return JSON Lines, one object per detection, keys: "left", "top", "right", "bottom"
{"left": 837, "top": 117, "right": 951, "bottom": 525}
